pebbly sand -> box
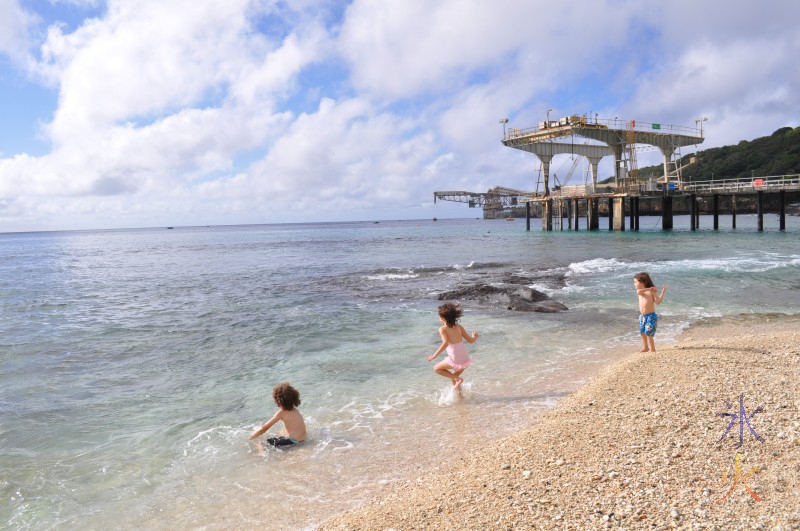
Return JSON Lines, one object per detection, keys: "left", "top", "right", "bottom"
{"left": 320, "top": 316, "right": 800, "bottom": 530}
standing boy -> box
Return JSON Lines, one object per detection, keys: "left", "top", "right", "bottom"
{"left": 634, "top": 272, "right": 667, "bottom": 352}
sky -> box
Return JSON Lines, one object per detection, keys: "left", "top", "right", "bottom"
{"left": 1, "top": 0, "right": 799, "bottom": 232}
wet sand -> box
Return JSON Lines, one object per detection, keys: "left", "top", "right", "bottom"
{"left": 320, "top": 316, "right": 800, "bottom": 529}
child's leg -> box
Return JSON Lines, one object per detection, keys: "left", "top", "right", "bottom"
{"left": 642, "top": 313, "right": 658, "bottom": 352}
{"left": 451, "top": 368, "right": 465, "bottom": 388}
{"left": 433, "top": 360, "right": 459, "bottom": 383}
{"left": 639, "top": 333, "right": 649, "bottom": 352}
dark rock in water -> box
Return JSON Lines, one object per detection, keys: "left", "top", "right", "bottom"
{"left": 437, "top": 281, "right": 568, "bottom": 313}
{"left": 437, "top": 283, "right": 504, "bottom": 300}
{"left": 498, "top": 271, "right": 568, "bottom": 291}
{"left": 506, "top": 297, "right": 568, "bottom": 313}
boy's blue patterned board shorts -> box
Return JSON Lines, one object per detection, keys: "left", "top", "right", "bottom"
{"left": 639, "top": 312, "right": 658, "bottom": 337}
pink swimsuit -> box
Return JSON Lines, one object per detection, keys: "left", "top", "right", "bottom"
{"left": 445, "top": 342, "right": 473, "bottom": 370}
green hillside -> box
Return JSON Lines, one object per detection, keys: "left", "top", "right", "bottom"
{"left": 637, "top": 125, "right": 800, "bottom": 181}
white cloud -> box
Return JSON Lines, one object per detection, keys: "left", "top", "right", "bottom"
{"left": 625, "top": 15, "right": 800, "bottom": 148}
{"left": 0, "top": 0, "right": 36, "bottom": 61}
{"left": 196, "top": 96, "right": 443, "bottom": 212}
{"left": 42, "top": 0, "right": 259, "bottom": 139}
{"left": 337, "top": 0, "right": 632, "bottom": 101}
{"left": 0, "top": 1, "right": 329, "bottom": 215}
{"left": 1, "top": 0, "right": 800, "bottom": 230}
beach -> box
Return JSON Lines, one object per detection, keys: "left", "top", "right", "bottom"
{"left": 3, "top": 220, "right": 800, "bottom": 529}
{"left": 321, "top": 316, "right": 800, "bottom": 530}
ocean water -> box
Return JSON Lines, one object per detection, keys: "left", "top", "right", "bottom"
{"left": 2, "top": 214, "right": 800, "bottom": 529}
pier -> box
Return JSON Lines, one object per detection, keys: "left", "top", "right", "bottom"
{"left": 527, "top": 175, "right": 800, "bottom": 232}
{"left": 435, "top": 114, "right": 800, "bottom": 231}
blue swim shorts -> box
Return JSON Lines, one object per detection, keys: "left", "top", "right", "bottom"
{"left": 639, "top": 312, "right": 658, "bottom": 336}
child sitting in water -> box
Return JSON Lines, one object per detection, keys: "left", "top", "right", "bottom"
{"left": 633, "top": 272, "right": 667, "bottom": 352}
{"left": 249, "top": 383, "right": 306, "bottom": 447}
{"left": 426, "top": 303, "right": 479, "bottom": 389}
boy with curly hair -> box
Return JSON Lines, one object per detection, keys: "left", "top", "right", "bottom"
{"left": 249, "top": 383, "right": 306, "bottom": 446}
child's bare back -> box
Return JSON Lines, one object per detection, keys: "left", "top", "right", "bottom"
{"left": 440, "top": 323, "right": 467, "bottom": 344}
{"left": 275, "top": 407, "right": 306, "bottom": 440}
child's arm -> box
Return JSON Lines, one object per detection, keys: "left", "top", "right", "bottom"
{"left": 249, "top": 410, "right": 282, "bottom": 440}
{"left": 426, "top": 328, "right": 449, "bottom": 361}
{"left": 460, "top": 324, "right": 479, "bottom": 343}
{"left": 655, "top": 284, "right": 667, "bottom": 305}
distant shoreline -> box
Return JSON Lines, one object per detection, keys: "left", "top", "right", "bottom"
{"left": 320, "top": 314, "right": 800, "bottom": 529}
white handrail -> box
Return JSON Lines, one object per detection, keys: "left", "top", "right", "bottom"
{"left": 682, "top": 175, "right": 800, "bottom": 193}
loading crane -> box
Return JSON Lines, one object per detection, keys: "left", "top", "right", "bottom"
{"left": 433, "top": 187, "right": 535, "bottom": 210}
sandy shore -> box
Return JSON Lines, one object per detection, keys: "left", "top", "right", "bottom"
{"left": 320, "top": 316, "right": 800, "bottom": 529}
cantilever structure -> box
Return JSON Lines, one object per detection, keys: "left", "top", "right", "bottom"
{"left": 502, "top": 115, "right": 705, "bottom": 195}
{"left": 434, "top": 187, "right": 533, "bottom": 209}
{"left": 502, "top": 141, "right": 613, "bottom": 194}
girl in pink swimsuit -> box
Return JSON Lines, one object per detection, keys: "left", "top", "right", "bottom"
{"left": 426, "top": 303, "right": 479, "bottom": 389}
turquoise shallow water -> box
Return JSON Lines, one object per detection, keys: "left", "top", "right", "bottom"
{"left": 2, "top": 216, "right": 799, "bottom": 529}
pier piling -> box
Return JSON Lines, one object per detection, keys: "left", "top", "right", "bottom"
{"left": 572, "top": 199, "right": 579, "bottom": 231}
{"left": 662, "top": 196, "right": 673, "bottom": 230}
{"left": 589, "top": 199, "right": 599, "bottom": 230}
{"left": 780, "top": 190, "right": 786, "bottom": 231}
{"left": 543, "top": 200, "right": 550, "bottom": 230}
{"left": 613, "top": 197, "right": 625, "bottom": 231}
{"left": 628, "top": 198, "right": 634, "bottom": 230}
{"left": 695, "top": 196, "right": 700, "bottom": 229}
{"left": 526, "top": 202, "right": 531, "bottom": 231}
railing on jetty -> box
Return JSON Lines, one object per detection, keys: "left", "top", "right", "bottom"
{"left": 681, "top": 174, "right": 800, "bottom": 194}
{"left": 525, "top": 174, "right": 800, "bottom": 200}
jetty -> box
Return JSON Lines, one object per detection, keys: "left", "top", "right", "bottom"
{"left": 435, "top": 115, "right": 800, "bottom": 231}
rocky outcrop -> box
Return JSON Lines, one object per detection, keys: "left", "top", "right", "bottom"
{"left": 436, "top": 279, "right": 568, "bottom": 313}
